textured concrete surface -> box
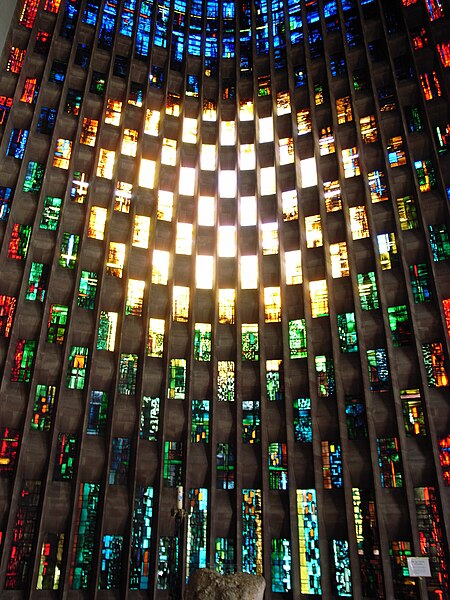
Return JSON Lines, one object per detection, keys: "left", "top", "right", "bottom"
{"left": 0, "top": 0, "right": 17, "bottom": 54}
{"left": 185, "top": 569, "right": 266, "bottom": 600}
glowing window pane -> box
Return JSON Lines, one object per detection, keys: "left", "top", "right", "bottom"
{"left": 305, "top": 215, "right": 322, "bottom": 248}
{"left": 260, "top": 166, "right": 276, "bottom": 195}
{"left": 173, "top": 286, "right": 190, "bottom": 322}
{"left": 161, "top": 138, "right": 177, "bottom": 165}
{"left": 219, "top": 170, "right": 237, "bottom": 198}
{"left": 139, "top": 159, "right": 155, "bottom": 188}
{"left": 157, "top": 190, "right": 173, "bottom": 221}
{"left": 310, "top": 280, "right": 328, "bottom": 318}
{"left": 264, "top": 287, "right": 281, "bottom": 323}
{"left": 122, "top": 129, "right": 138, "bottom": 157}
{"left": 126, "top": 279, "right": 145, "bottom": 316}
{"left": 183, "top": 117, "right": 198, "bottom": 143}
{"left": 349, "top": 206, "right": 369, "bottom": 239}
{"left": 105, "top": 99, "right": 122, "bottom": 125}
{"left": 147, "top": 318, "right": 165, "bottom": 357}
{"left": 240, "top": 256, "right": 258, "bottom": 289}
{"left": 88, "top": 207, "right": 107, "bottom": 240}
{"left": 198, "top": 196, "right": 215, "bottom": 226}
{"left": 152, "top": 250, "right": 169, "bottom": 285}
{"left": 259, "top": 116, "right": 274, "bottom": 143}
{"left": 106, "top": 242, "right": 126, "bottom": 278}
{"left": 218, "top": 226, "right": 236, "bottom": 257}
{"left": 179, "top": 167, "right": 196, "bottom": 196}
{"left": 144, "top": 109, "right": 160, "bottom": 135}
{"left": 285, "top": 250, "right": 302, "bottom": 285}
{"left": 97, "top": 311, "right": 118, "bottom": 351}
{"left": 218, "top": 289, "right": 235, "bottom": 324}
{"left": 301, "top": 158, "right": 317, "bottom": 187}
{"left": 133, "top": 215, "right": 150, "bottom": 249}
{"left": 196, "top": 255, "right": 214, "bottom": 289}
{"left": 97, "top": 149, "right": 115, "bottom": 178}
{"left": 240, "top": 196, "right": 257, "bottom": 226}
{"left": 330, "top": 242, "right": 350, "bottom": 278}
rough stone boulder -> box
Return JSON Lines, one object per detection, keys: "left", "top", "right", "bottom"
{"left": 185, "top": 568, "right": 266, "bottom": 600}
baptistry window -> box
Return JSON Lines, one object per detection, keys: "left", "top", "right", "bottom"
{"left": 70, "top": 171, "right": 88, "bottom": 203}
{"left": 301, "top": 158, "right": 317, "bottom": 187}
{"left": 23, "top": 161, "right": 44, "bottom": 192}
{"left": 118, "top": 354, "right": 138, "bottom": 395}
{"left": 88, "top": 207, "right": 107, "bottom": 240}
{"left": 147, "top": 318, "right": 165, "bottom": 358}
{"left": 201, "top": 144, "right": 216, "bottom": 170}
{"left": 109, "top": 438, "right": 130, "bottom": 484}
{"left": 260, "top": 167, "right": 276, "bottom": 195}
{"left": 242, "top": 324, "right": 259, "bottom": 361}
{"left": 401, "top": 389, "right": 426, "bottom": 437}
{"left": 360, "top": 115, "right": 378, "bottom": 143}
{"left": 218, "top": 226, "right": 236, "bottom": 257}
{"left": 297, "top": 489, "right": 321, "bottom": 594}
{"left": 126, "top": 279, "right": 145, "bottom": 316}
{"left": 59, "top": 233, "right": 79, "bottom": 269}
{"left": 180, "top": 167, "right": 196, "bottom": 196}
{"left": 7, "top": 47, "right": 26, "bottom": 74}
{"left": 122, "top": 129, "right": 138, "bottom": 157}
{"left": 114, "top": 181, "right": 132, "bottom": 213}
{"left": 168, "top": 359, "right": 186, "bottom": 399}
{"left": 240, "top": 144, "right": 255, "bottom": 170}
{"left": 152, "top": 250, "right": 169, "bottom": 285}
{"left": 337, "top": 312, "right": 358, "bottom": 352}
{"left": 105, "top": 98, "right": 122, "bottom": 125}
{"left": 422, "top": 342, "right": 448, "bottom": 387}
{"left": 266, "top": 360, "right": 283, "bottom": 401}
{"left": 342, "top": 147, "right": 360, "bottom": 178}
{"left": 310, "top": 280, "right": 328, "bottom": 317}
{"left": 218, "top": 361, "right": 235, "bottom": 401}
{"left": 315, "top": 355, "right": 335, "bottom": 398}
{"left": 157, "top": 191, "right": 173, "bottom": 221}
{"left": 262, "top": 223, "right": 279, "bottom": 254}
{"left": 323, "top": 180, "right": 342, "bottom": 212}
{"left": 65, "top": 89, "right": 82, "bottom": 115}
{"left": 0, "top": 295, "right": 16, "bottom": 338}
{"left": 218, "top": 289, "right": 235, "bottom": 324}
{"left": 53, "top": 139, "right": 72, "bottom": 169}
{"left": 439, "top": 436, "right": 450, "bottom": 484}
{"left": 415, "top": 159, "right": 437, "bottom": 192}
{"left": 368, "top": 170, "right": 388, "bottom": 203}
{"left": 288, "top": 319, "right": 307, "bottom": 359}
{"left": 173, "top": 286, "right": 190, "bottom": 322}
{"left": 80, "top": 118, "right": 98, "bottom": 146}
{"left": 97, "top": 149, "right": 115, "bottom": 178}
{"left": 78, "top": 271, "right": 97, "bottom": 309}
{"left": 194, "top": 323, "right": 212, "bottom": 361}
{"left": 377, "top": 438, "right": 402, "bottom": 487}
{"left": 47, "top": 304, "right": 69, "bottom": 344}
{"left": 282, "top": 190, "right": 298, "bottom": 221}
{"left": 345, "top": 396, "right": 367, "bottom": 439}
{"left": 26, "top": 263, "right": 48, "bottom": 302}
{"left": 54, "top": 433, "right": 77, "bottom": 481}
{"left": 241, "top": 256, "right": 258, "bottom": 288}
{"left": 279, "top": 138, "right": 294, "bottom": 165}
{"left": 139, "top": 159, "right": 156, "bottom": 189}
{"left": 7, "top": 129, "right": 28, "bottom": 159}
{"left": 388, "top": 305, "right": 411, "bottom": 347}
{"left": 264, "top": 287, "right": 281, "bottom": 323}
{"left": 20, "top": 0, "right": 39, "bottom": 27}
{"left": 349, "top": 206, "right": 369, "bottom": 239}
{"left": 106, "top": 242, "right": 126, "bottom": 278}
{"left": 87, "top": 391, "right": 108, "bottom": 435}
{"left": 285, "top": 250, "right": 302, "bottom": 285}
{"left": 241, "top": 399, "right": 260, "bottom": 443}
{"left": 321, "top": 441, "right": 343, "bottom": 488}
{"left": 221, "top": 120, "right": 236, "bottom": 145}
{"left": 429, "top": 223, "right": 450, "bottom": 262}
{"left": 217, "top": 444, "right": 235, "bottom": 489}
{"left": 191, "top": 400, "right": 210, "bottom": 444}
{"left": 257, "top": 116, "right": 273, "bottom": 144}
{"left": 330, "top": 242, "right": 349, "bottom": 278}
{"left": 268, "top": 443, "right": 288, "bottom": 490}
{"left": 305, "top": 215, "right": 322, "bottom": 248}
{"left": 203, "top": 99, "right": 217, "bottom": 121}
{"left": 336, "top": 96, "right": 353, "bottom": 123}
{"left": 162, "top": 138, "right": 177, "bottom": 166}
{"left": 409, "top": 263, "right": 432, "bottom": 303}
{"left": 21, "top": 79, "right": 38, "bottom": 104}
{"left": 377, "top": 233, "right": 398, "bottom": 270}
{"left": 240, "top": 196, "right": 257, "bottom": 226}
{"left": 97, "top": 311, "right": 118, "bottom": 351}
{"left": 133, "top": 216, "right": 150, "bottom": 249}
{"left": 242, "top": 490, "right": 263, "bottom": 575}
{"left": 196, "top": 256, "right": 214, "bottom": 289}
{"left": 319, "top": 127, "right": 335, "bottom": 155}
{"left": 32, "top": 384, "right": 56, "bottom": 432}
{"left": 8, "top": 224, "right": 31, "bottom": 260}
{"left": 40, "top": 196, "right": 62, "bottom": 230}
{"left": 66, "top": 346, "right": 88, "bottom": 389}
{"left": 387, "top": 136, "right": 406, "bottom": 167}
{"left": 239, "top": 99, "right": 254, "bottom": 121}
{"left": 367, "top": 348, "right": 390, "bottom": 392}
{"left": 358, "top": 271, "right": 379, "bottom": 310}
{"left": 144, "top": 109, "right": 160, "bottom": 136}
{"left": 10, "top": 339, "right": 36, "bottom": 383}
{"left": 420, "top": 71, "right": 442, "bottom": 100}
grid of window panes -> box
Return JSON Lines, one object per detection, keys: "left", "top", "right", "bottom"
{"left": 0, "top": 0, "right": 449, "bottom": 598}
